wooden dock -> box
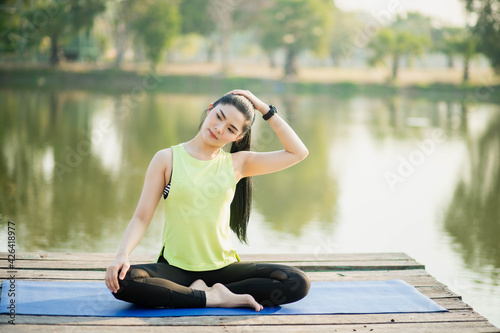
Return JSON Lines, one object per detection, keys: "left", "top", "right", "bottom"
{"left": 1, "top": 252, "right": 499, "bottom": 332}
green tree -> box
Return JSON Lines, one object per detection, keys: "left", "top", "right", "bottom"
{"left": 10, "top": 0, "right": 107, "bottom": 66}
{"left": 108, "top": 0, "right": 135, "bottom": 68}
{"left": 454, "top": 30, "right": 479, "bottom": 82}
{"left": 179, "top": 0, "right": 216, "bottom": 62}
{"left": 433, "top": 27, "right": 480, "bottom": 82}
{"left": 258, "top": 0, "right": 332, "bottom": 77}
{"left": 391, "top": 12, "right": 433, "bottom": 36}
{"left": 0, "top": 0, "right": 20, "bottom": 55}
{"left": 464, "top": 0, "right": 500, "bottom": 73}
{"left": 368, "top": 28, "right": 429, "bottom": 80}
{"left": 328, "top": 9, "right": 361, "bottom": 67}
{"left": 431, "top": 27, "right": 463, "bottom": 68}
{"left": 131, "top": 0, "right": 181, "bottom": 71}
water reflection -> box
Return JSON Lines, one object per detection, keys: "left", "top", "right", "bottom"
{"left": 253, "top": 93, "right": 338, "bottom": 235}
{"left": 0, "top": 89, "right": 336, "bottom": 250}
{"left": 443, "top": 107, "right": 500, "bottom": 268}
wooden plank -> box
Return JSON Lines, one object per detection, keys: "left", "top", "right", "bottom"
{"left": 0, "top": 268, "right": 432, "bottom": 280}
{"left": 415, "top": 286, "right": 461, "bottom": 299}
{"left": 433, "top": 297, "right": 472, "bottom": 310}
{"left": 0, "top": 252, "right": 416, "bottom": 262}
{"left": 0, "top": 259, "right": 424, "bottom": 271}
{"left": 124, "top": 310, "right": 496, "bottom": 327}
{"left": 3, "top": 322, "right": 499, "bottom": 333}
{"left": 0, "top": 270, "right": 105, "bottom": 280}
{"left": 0, "top": 309, "right": 489, "bottom": 326}
{"left": 308, "top": 271, "right": 446, "bottom": 287}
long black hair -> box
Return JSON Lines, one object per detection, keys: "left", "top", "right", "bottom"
{"left": 200, "top": 94, "right": 255, "bottom": 244}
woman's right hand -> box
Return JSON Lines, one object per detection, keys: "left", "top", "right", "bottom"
{"left": 105, "top": 254, "right": 130, "bottom": 293}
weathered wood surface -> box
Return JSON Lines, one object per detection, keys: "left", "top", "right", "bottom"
{"left": 0, "top": 252, "right": 424, "bottom": 271}
{"left": 0, "top": 252, "right": 416, "bottom": 261}
{"left": 0, "top": 259, "right": 424, "bottom": 271}
{"left": 0, "top": 252, "right": 498, "bottom": 333}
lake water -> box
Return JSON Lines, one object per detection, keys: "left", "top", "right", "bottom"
{"left": 0, "top": 87, "right": 499, "bottom": 327}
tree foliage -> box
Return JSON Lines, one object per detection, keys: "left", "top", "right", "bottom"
{"left": 454, "top": 30, "right": 479, "bottom": 82}
{"left": 328, "top": 9, "right": 361, "bottom": 66}
{"left": 391, "top": 12, "right": 433, "bottom": 36}
{"left": 130, "top": 0, "right": 181, "bottom": 70}
{"left": 464, "top": 0, "right": 500, "bottom": 72}
{"left": 179, "top": 0, "right": 215, "bottom": 36}
{"left": 432, "top": 25, "right": 480, "bottom": 82}
{"left": 368, "top": 28, "right": 429, "bottom": 80}
{"left": 1, "top": 0, "right": 106, "bottom": 65}
{"left": 0, "top": 0, "right": 20, "bottom": 54}
{"left": 367, "top": 14, "right": 431, "bottom": 80}
{"left": 431, "top": 27, "right": 463, "bottom": 68}
{"left": 258, "top": 0, "right": 333, "bottom": 77}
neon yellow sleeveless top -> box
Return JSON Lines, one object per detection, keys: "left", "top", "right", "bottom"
{"left": 157, "top": 143, "right": 240, "bottom": 271}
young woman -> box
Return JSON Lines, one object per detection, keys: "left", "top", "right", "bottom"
{"left": 105, "top": 89, "right": 310, "bottom": 311}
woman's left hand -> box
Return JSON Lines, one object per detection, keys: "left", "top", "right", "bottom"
{"left": 225, "top": 89, "right": 269, "bottom": 115}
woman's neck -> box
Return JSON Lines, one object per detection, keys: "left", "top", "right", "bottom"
{"left": 184, "top": 133, "right": 222, "bottom": 160}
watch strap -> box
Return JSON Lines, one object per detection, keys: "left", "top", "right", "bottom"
{"left": 262, "top": 104, "right": 277, "bottom": 121}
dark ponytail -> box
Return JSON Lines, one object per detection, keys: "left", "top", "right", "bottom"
{"left": 200, "top": 93, "right": 255, "bottom": 244}
{"left": 230, "top": 129, "right": 253, "bottom": 244}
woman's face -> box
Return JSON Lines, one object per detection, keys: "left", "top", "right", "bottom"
{"left": 202, "top": 103, "right": 248, "bottom": 146}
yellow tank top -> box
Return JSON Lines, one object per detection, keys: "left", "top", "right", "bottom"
{"left": 157, "top": 143, "right": 240, "bottom": 271}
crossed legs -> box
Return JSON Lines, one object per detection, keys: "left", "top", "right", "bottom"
{"left": 112, "top": 259, "right": 310, "bottom": 311}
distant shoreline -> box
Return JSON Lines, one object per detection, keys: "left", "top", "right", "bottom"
{"left": 1, "top": 63, "right": 499, "bottom": 101}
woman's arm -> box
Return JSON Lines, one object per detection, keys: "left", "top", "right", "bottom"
{"left": 230, "top": 90, "right": 308, "bottom": 180}
{"left": 105, "top": 149, "right": 169, "bottom": 293}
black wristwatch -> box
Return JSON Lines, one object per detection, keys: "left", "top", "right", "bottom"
{"left": 262, "top": 104, "right": 277, "bottom": 120}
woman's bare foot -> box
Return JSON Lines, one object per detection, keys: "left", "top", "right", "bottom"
{"left": 189, "top": 279, "right": 211, "bottom": 291}
{"left": 205, "top": 283, "right": 263, "bottom": 312}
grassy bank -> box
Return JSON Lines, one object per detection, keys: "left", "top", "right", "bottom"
{"left": 1, "top": 63, "right": 499, "bottom": 101}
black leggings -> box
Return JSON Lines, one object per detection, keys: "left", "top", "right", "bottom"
{"left": 112, "top": 254, "right": 311, "bottom": 308}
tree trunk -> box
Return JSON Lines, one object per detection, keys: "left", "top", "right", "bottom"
{"left": 268, "top": 51, "right": 276, "bottom": 68}
{"left": 206, "top": 38, "right": 215, "bottom": 63}
{"left": 114, "top": 48, "right": 124, "bottom": 68}
{"left": 284, "top": 47, "right": 298, "bottom": 78}
{"left": 460, "top": 101, "right": 468, "bottom": 131}
{"left": 391, "top": 54, "right": 399, "bottom": 80}
{"left": 113, "top": 23, "right": 127, "bottom": 68}
{"left": 463, "top": 58, "right": 469, "bottom": 82}
{"left": 50, "top": 33, "right": 60, "bottom": 67}
{"left": 447, "top": 55, "right": 454, "bottom": 68}
{"left": 149, "top": 61, "right": 157, "bottom": 74}
{"left": 209, "top": 0, "right": 240, "bottom": 76}
{"left": 220, "top": 27, "right": 231, "bottom": 75}
{"left": 331, "top": 55, "right": 339, "bottom": 67}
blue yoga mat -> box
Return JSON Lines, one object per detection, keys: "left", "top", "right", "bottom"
{"left": 0, "top": 279, "right": 447, "bottom": 317}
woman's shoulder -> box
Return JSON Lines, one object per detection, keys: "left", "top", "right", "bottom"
{"left": 157, "top": 147, "right": 173, "bottom": 158}
{"left": 151, "top": 148, "right": 173, "bottom": 168}
{"left": 156, "top": 147, "right": 173, "bottom": 155}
